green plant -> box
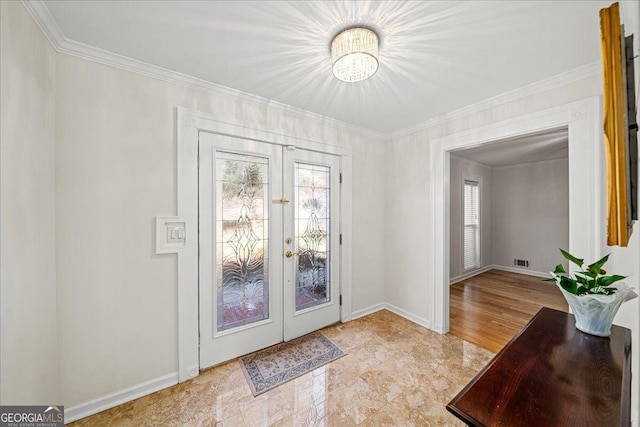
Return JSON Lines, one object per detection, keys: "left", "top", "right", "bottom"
{"left": 544, "top": 249, "right": 626, "bottom": 296}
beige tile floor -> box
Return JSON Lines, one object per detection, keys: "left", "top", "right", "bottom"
{"left": 69, "top": 310, "right": 494, "bottom": 426}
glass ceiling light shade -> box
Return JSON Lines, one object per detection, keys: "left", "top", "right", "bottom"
{"left": 331, "top": 27, "right": 379, "bottom": 83}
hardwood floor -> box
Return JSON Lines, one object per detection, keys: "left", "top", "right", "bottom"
{"left": 449, "top": 269, "right": 568, "bottom": 353}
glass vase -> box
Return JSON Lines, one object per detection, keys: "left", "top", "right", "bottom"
{"left": 556, "top": 282, "right": 637, "bottom": 337}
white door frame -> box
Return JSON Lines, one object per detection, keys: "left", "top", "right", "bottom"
{"left": 430, "top": 96, "right": 605, "bottom": 334}
{"left": 175, "top": 107, "right": 353, "bottom": 382}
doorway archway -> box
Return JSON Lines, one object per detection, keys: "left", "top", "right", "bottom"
{"left": 429, "top": 96, "right": 605, "bottom": 333}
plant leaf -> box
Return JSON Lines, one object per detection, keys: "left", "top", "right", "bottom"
{"left": 559, "top": 276, "right": 578, "bottom": 294}
{"left": 575, "top": 286, "right": 589, "bottom": 296}
{"left": 587, "top": 253, "right": 610, "bottom": 275}
{"left": 597, "top": 274, "right": 626, "bottom": 287}
{"left": 573, "top": 273, "right": 590, "bottom": 286}
{"left": 553, "top": 263, "right": 566, "bottom": 274}
{"left": 560, "top": 249, "right": 584, "bottom": 268}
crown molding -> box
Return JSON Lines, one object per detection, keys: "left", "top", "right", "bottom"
{"left": 21, "top": 0, "right": 601, "bottom": 144}
{"left": 449, "top": 154, "right": 493, "bottom": 170}
{"left": 21, "top": 0, "right": 66, "bottom": 47}
{"left": 388, "top": 61, "right": 602, "bottom": 141}
{"left": 491, "top": 155, "right": 568, "bottom": 171}
{"left": 20, "top": 0, "right": 384, "bottom": 143}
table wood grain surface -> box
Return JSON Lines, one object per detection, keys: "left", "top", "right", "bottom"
{"left": 447, "top": 307, "right": 632, "bottom": 426}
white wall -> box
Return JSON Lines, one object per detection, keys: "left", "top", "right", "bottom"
{"left": 386, "top": 2, "right": 640, "bottom": 418}
{"left": 383, "top": 137, "right": 431, "bottom": 320}
{"left": 0, "top": 1, "right": 58, "bottom": 404}
{"left": 385, "top": 73, "right": 602, "bottom": 325}
{"left": 492, "top": 158, "right": 569, "bottom": 275}
{"left": 449, "top": 156, "right": 493, "bottom": 280}
{"left": 55, "top": 53, "right": 386, "bottom": 407}
{"left": 5, "top": 0, "right": 639, "bottom": 422}
{"left": 386, "top": 72, "right": 640, "bottom": 423}
{"left": 350, "top": 138, "right": 386, "bottom": 311}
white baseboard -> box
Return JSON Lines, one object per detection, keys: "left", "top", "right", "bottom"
{"left": 352, "top": 303, "right": 386, "bottom": 320}
{"left": 61, "top": 296, "right": 637, "bottom": 424}
{"left": 64, "top": 372, "right": 178, "bottom": 424}
{"left": 450, "top": 265, "right": 493, "bottom": 285}
{"left": 186, "top": 364, "right": 199, "bottom": 380}
{"left": 384, "top": 303, "right": 432, "bottom": 330}
{"left": 352, "top": 302, "right": 434, "bottom": 332}
{"left": 490, "top": 264, "right": 548, "bottom": 278}
{"left": 61, "top": 303, "right": 431, "bottom": 424}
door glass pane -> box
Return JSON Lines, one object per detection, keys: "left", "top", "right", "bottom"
{"left": 295, "top": 162, "right": 331, "bottom": 311}
{"left": 216, "top": 152, "right": 269, "bottom": 331}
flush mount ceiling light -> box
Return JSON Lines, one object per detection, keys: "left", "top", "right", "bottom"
{"left": 331, "top": 27, "right": 379, "bottom": 83}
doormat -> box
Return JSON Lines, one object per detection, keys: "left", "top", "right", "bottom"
{"left": 239, "top": 331, "right": 346, "bottom": 396}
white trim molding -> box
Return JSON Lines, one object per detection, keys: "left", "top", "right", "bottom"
{"left": 430, "top": 96, "right": 605, "bottom": 335}
{"left": 352, "top": 303, "right": 386, "bottom": 320}
{"left": 391, "top": 62, "right": 601, "bottom": 140}
{"left": 22, "top": 0, "right": 601, "bottom": 143}
{"left": 176, "top": 107, "right": 353, "bottom": 382}
{"left": 20, "top": 0, "right": 66, "bottom": 47}
{"left": 20, "top": 1, "right": 383, "bottom": 143}
{"left": 64, "top": 373, "right": 178, "bottom": 423}
{"left": 449, "top": 265, "right": 493, "bottom": 285}
{"left": 450, "top": 265, "right": 552, "bottom": 285}
{"left": 384, "top": 303, "right": 433, "bottom": 331}
{"left": 492, "top": 156, "right": 569, "bottom": 172}
{"left": 351, "top": 303, "right": 432, "bottom": 331}
{"left": 449, "top": 155, "right": 493, "bottom": 171}
{"left": 490, "top": 265, "right": 548, "bottom": 279}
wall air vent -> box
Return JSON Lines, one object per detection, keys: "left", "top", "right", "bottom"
{"left": 514, "top": 259, "right": 530, "bottom": 268}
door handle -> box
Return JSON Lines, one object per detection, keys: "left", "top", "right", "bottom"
{"left": 285, "top": 250, "right": 304, "bottom": 258}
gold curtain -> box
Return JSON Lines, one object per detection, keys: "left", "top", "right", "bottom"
{"left": 600, "top": 2, "right": 630, "bottom": 247}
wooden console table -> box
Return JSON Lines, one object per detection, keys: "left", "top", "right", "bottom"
{"left": 447, "top": 307, "right": 632, "bottom": 426}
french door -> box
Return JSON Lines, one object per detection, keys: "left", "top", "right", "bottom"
{"left": 198, "top": 132, "right": 341, "bottom": 369}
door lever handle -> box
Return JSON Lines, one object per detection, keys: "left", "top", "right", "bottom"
{"left": 285, "top": 250, "right": 304, "bottom": 258}
{"left": 273, "top": 198, "right": 290, "bottom": 204}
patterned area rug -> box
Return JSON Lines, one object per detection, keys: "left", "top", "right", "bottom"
{"left": 239, "top": 331, "right": 346, "bottom": 396}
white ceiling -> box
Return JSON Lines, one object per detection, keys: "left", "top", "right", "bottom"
{"left": 42, "top": 0, "right": 611, "bottom": 134}
{"left": 452, "top": 128, "right": 568, "bottom": 168}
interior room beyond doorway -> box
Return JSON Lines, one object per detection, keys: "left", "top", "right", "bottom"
{"left": 448, "top": 128, "right": 570, "bottom": 351}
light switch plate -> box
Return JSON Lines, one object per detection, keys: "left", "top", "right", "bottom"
{"left": 156, "top": 216, "right": 186, "bottom": 254}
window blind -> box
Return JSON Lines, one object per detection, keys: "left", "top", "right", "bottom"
{"left": 464, "top": 180, "right": 480, "bottom": 270}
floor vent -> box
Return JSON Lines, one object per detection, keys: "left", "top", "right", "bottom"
{"left": 514, "top": 259, "right": 530, "bottom": 268}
